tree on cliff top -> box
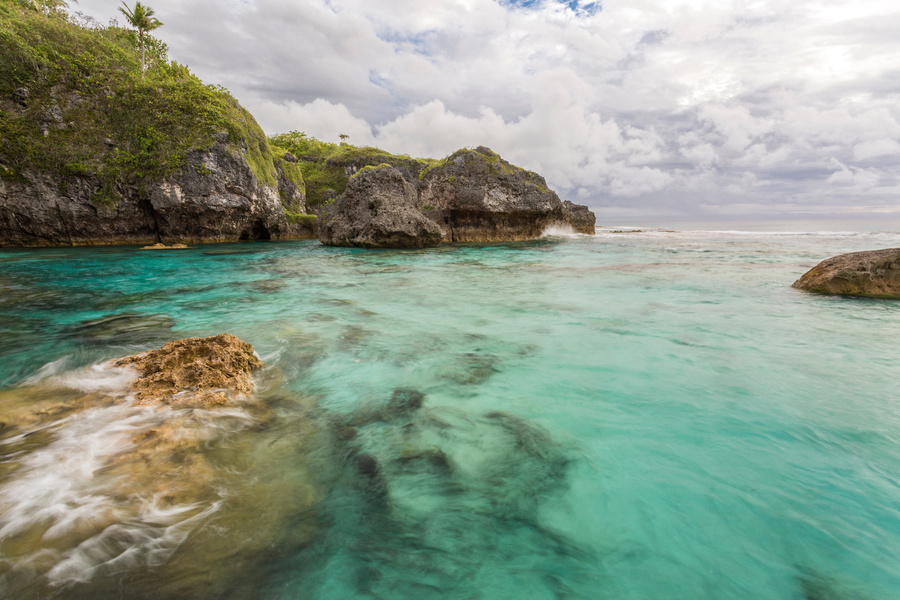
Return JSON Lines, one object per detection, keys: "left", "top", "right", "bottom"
{"left": 118, "top": 1, "right": 162, "bottom": 74}
{"left": 14, "top": 0, "right": 75, "bottom": 16}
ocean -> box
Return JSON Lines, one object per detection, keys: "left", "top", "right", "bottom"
{"left": 1, "top": 221, "right": 899, "bottom": 599}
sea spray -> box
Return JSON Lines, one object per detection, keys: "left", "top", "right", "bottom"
{"left": 541, "top": 223, "right": 578, "bottom": 237}
{"left": 0, "top": 355, "right": 327, "bottom": 599}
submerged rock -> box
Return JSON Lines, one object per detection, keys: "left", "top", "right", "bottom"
{"left": 115, "top": 333, "right": 264, "bottom": 407}
{"left": 792, "top": 248, "right": 900, "bottom": 298}
{"left": 64, "top": 312, "right": 176, "bottom": 345}
{"left": 300, "top": 397, "right": 584, "bottom": 599}
{"left": 318, "top": 165, "right": 444, "bottom": 248}
{"left": 140, "top": 242, "right": 189, "bottom": 249}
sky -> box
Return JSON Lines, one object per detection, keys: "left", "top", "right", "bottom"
{"left": 71, "top": 0, "right": 900, "bottom": 221}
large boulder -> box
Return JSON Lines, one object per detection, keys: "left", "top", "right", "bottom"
{"left": 420, "top": 147, "right": 587, "bottom": 242}
{"left": 792, "top": 248, "right": 900, "bottom": 298}
{"left": 318, "top": 164, "right": 444, "bottom": 249}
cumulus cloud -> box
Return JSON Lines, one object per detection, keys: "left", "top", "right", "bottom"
{"left": 73, "top": 0, "right": 900, "bottom": 220}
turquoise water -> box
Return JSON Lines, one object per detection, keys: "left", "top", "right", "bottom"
{"left": 2, "top": 223, "right": 900, "bottom": 599}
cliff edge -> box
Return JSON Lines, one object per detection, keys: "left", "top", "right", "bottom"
{"left": 0, "top": 4, "right": 311, "bottom": 246}
{"left": 0, "top": 6, "right": 593, "bottom": 249}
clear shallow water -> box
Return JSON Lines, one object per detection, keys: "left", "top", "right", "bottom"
{"left": 1, "top": 224, "right": 900, "bottom": 599}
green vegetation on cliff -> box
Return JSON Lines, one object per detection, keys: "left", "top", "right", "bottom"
{"left": 0, "top": 1, "right": 550, "bottom": 224}
{"left": 269, "top": 131, "right": 437, "bottom": 208}
{"left": 0, "top": 0, "right": 284, "bottom": 203}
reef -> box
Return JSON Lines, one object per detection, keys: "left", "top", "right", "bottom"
{"left": 793, "top": 248, "right": 900, "bottom": 299}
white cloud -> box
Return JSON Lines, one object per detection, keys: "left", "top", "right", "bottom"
{"left": 853, "top": 138, "right": 900, "bottom": 161}
{"left": 71, "top": 0, "right": 900, "bottom": 219}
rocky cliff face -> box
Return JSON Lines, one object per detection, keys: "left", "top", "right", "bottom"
{"left": 319, "top": 147, "right": 595, "bottom": 248}
{"left": 0, "top": 140, "right": 310, "bottom": 247}
{"left": 793, "top": 248, "right": 900, "bottom": 298}
{"left": 318, "top": 165, "right": 443, "bottom": 249}
{"left": 420, "top": 147, "right": 594, "bottom": 242}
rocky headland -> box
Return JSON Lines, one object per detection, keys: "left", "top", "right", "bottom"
{"left": 319, "top": 147, "right": 595, "bottom": 249}
{"left": 793, "top": 248, "right": 900, "bottom": 298}
{"left": 0, "top": 7, "right": 594, "bottom": 249}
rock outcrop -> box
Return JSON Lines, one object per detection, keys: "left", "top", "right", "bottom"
{"left": 318, "top": 147, "right": 595, "bottom": 248}
{"left": 115, "top": 333, "right": 264, "bottom": 407}
{"left": 421, "top": 147, "right": 594, "bottom": 242}
{"left": 792, "top": 248, "right": 900, "bottom": 298}
{"left": 561, "top": 200, "right": 596, "bottom": 234}
{"left": 0, "top": 141, "right": 310, "bottom": 247}
{"left": 318, "top": 165, "right": 444, "bottom": 248}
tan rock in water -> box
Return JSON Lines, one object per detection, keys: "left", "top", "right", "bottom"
{"left": 140, "top": 243, "right": 190, "bottom": 249}
{"left": 115, "top": 333, "right": 264, "bottom": 407}
{"left": 792, "top": 248, "right": 900, "bottom": 299}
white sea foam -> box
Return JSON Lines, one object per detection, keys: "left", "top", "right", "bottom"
{"left": 46, "top": 360, "right": 139, "bottom": 395}
{"left": 0, "top": 388, "right": 257, "bottom": 585}
{"left": 23, "top": 357, "right": 71, "bottom": 384}
{"left": 46, "top": 498, "right": 221, "bottom": 584}
{"left": 541, "top": 224, "right": 579, "bottom": 237}
{"left": 0, "top": 404, "right": 155, "bottom": 540}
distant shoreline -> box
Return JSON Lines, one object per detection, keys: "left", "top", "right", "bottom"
{"left": 596, "top": 218, "right": 900, "bottom": 234}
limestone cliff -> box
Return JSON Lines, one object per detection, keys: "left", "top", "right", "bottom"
{"left": 318, "top": 164, "right": 443, "bottom": 249}
{"left": 419, "top": 146, "right": 595, "bottom": 242}
{"left": 318, "top": 148, "right": 596, "bottom": 248}
{"left": 0, "top": 7, "right": 592, "bottom": 249}
{"left": 0, "top": 4, "right": 312, "bottom": 247}
{"left": 0, "top": 138, "right": 311, "bottom": 246}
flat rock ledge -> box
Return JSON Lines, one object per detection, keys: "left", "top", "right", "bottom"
{"left": 792, "top": 248, "right": 900, "bottom": 298}
{"left": 115, "top": 333, "right": 264, "bottom": 407}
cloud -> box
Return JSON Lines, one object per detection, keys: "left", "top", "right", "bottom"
{"left": 72, "top": 0, "right": 900, "bottom": 219}
{"left": 853, "top": 138, "right": 900, "bottom": 161}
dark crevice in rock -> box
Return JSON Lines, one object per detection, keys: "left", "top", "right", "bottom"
{"left": 137, "top": 196, "right": 162, "bottom": 243}
{"left": 55, "top": 201, "right": 74, "bottom": 245}
{"left": 240, "top": 220, "right": 271, "bottom": 241}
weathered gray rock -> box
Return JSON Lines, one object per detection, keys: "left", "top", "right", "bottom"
{"left": 792, "top": 248, "right": 900, "bottom": 298}
{"left": 318, "top": 165, "right": 444, "bottom": 249}
{"left": 561, "top": 200, "right": 596, "bottom": 234}
{"left": 420, "top": 147, "right": 592, "bottom": 242}
{"left": 0, "top": 142, "right": 311, "bottom": 247}
{"left": 318, "top": 147, "right": 595, "bottom": 248}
